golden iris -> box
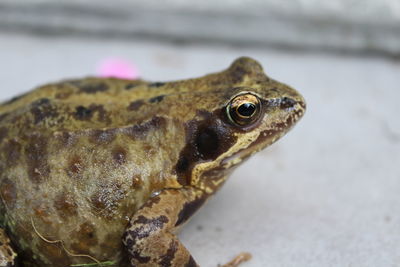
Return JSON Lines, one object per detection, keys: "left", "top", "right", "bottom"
{"left": 226, "top": 93, "right": 261, "bottom": 126}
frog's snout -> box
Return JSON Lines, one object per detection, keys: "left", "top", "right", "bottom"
{"left": 276, "top": 93, "right": 306, "bottom": 126}
{"left": 278, "top": 94, "right": 306, "bottom": 112}
{"left": 296, "top": 95, "right": 307, "bottom": 111}
{"left": 280, "top": 97, "right": 297, "bottom": 109}
{"left": 296, "top": 96, "right": 306, "bottom": 117}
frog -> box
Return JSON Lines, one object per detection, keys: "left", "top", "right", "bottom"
{"left": 0, "top": 57, "right": 305, "bottom": 267}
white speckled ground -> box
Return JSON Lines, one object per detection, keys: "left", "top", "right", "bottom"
{"left": 1, "top": 33, "right": 399, "bottom": 267}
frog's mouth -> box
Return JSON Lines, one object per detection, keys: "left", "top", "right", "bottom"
{"left": 220, "top": 129, "right": 286, "bottom": 169}
{"left": 220, "top": 129, "right": 274, "bottom": 168}
{"left": 221, "top": 145, "right": 256, "bottom": 169}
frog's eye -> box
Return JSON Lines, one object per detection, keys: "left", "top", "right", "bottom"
{"left": 226, "top": 93, "right": 262, "bottom": 126}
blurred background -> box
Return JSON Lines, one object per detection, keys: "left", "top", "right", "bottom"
{"left": 1, "top": 1, "right": 399, "bottom": 266}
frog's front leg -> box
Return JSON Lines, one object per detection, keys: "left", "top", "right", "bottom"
{"left": 122, "top": 187, "right": 208, "bottom": 267}
{"left": 0, "top": 228, "right": 17, "bottom": 267}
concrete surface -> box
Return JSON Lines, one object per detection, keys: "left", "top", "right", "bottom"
{"left": 1, "top": 33, "right": 400, "bottom": 267}
{"left": 1, "top": 0, "right": 400, "bottom": 56}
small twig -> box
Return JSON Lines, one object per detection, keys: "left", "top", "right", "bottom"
{"left": 70, "top": 261, "right": 116, "bottom": 266}
{"left": 219, "top": 252, "right": 252, "bottom": 267}
{"left": 31, "top": 217, "right": 103, "bottom": 266}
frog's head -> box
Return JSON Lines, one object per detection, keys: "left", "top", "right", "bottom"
{"left": 174, "top": 57, "right": 305, "bottom": 193}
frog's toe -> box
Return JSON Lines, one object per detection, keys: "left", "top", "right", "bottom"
{"left": 0, "top": 228, "right": 17, "bottom": 267}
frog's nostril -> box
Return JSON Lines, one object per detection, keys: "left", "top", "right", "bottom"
{"left": 280, "top": 97, "right": 296, "bottom": 109}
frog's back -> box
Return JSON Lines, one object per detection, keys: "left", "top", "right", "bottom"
{"left": 0, "top": 77, "right": 191, "bottom": 266}
{"left": 0, "top": 77, "right": 167, "bottom": 133}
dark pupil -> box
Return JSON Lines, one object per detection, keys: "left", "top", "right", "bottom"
{"left": 237, "top": 102, "right": 256, "bottom": 117}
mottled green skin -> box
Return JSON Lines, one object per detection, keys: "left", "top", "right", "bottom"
{"left": 0, "top": 57, "right": 305, "bottom": 266}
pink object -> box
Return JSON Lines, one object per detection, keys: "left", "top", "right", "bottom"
{"left": 97, "top": 58, "right": 140, "bottom": 79}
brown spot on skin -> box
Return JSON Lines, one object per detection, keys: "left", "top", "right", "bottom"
{"left": 90, "top": 104, "right": 110, "bottom": 123}
{"left": 77, "top": 82, "right": 109, "bottom": 94}
{"left": 125, "top": 83, "right": 139, "bottom": 90}
{"left": 37, "top": 241, "right": 70, "bottom": 266}
{"left": 74, "top": 104, "right": 111, "bottom": 123}
{"left": 89, "top": 129, "right": 116, "bottom": 144}
{"left": 33, "top": 203, "right": 51, "bottom": 223}
{"left": 67, "top": 155, "right": 84, "bottom": 178}
{"left": 90, "top": 182, "right": 126, "bottom": 218}
{"left": 124, "top": 117, "right": 166, "bottom": 140}
{"left": 175, "top": 110, "right": 236, "bottom": 185}
{"left": 159, "top": 239, "right": 178, "bottom": 267}
{"left": 70, "top": 222, "right": 98, "bottom": 254}
{"left": 131, "top": 175, "right": 144, "bottom": 189}
{"left": 142, "top": 143, "right": 156, "bottom": 155}
{"left": 74, "top": 106, "right": 93, "bottom": 120}
{"left": 0, "top": 127, "right": 8, "bottom": 142}
{"left": 175, "top": 196, "right": 207, "bottom": 226}
{"left": 149, "top": 95, "right": 165, "bottom": 103}
{"left": 113, "top": 146, "right": 127, "bottom": 165}
{"left": 0, "top": 178, "right": 17, "bottom": 209}
{"left": 149, "top": 82, "right": 165, "bottom": 87}
{"left": 54, "top": 191, "right": 78, "bottom": 218}
{"left": 30, "top": 98, "right": 59, "bottom": 124}
{"left": 127, "top": 100, "right": 144, "bottom": 111}
{"left": 25, "top": 134, "right": 50, "bottom": 183}
{"left": 55, "top": 131, "right": 77, "bottom": 147}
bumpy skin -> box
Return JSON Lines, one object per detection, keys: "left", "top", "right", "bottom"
{"left": 0, "top": 57, "right": 305, "bottom": 266}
